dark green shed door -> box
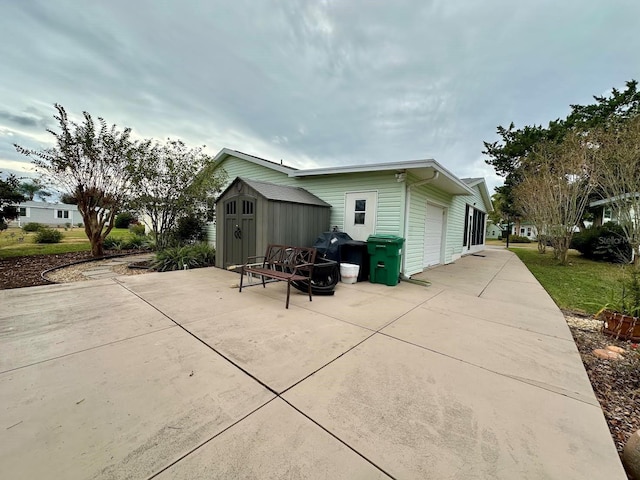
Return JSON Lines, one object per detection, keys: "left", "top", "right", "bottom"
{"left": 223, "top": 196, "right": 256, "bottom": 267}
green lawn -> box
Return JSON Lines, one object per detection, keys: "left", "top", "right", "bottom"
{"left": 0, "top": 227, "right": 134, "bottom": 258}
{"left": 510, "top": 247, "right": 628, "bottom": 315}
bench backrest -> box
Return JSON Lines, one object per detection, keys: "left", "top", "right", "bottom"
{"left": 264, "top": 245, "right": 317, "bottom": 270}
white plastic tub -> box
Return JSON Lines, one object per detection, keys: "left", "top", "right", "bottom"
{"left": 339, "top": 262, "right": 360, "bottom": 284}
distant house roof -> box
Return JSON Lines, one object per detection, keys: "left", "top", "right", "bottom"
{"left": 17, "top": 200, "right": 79, "bottom": 210}
{"left": 213, "top": 148, "right": 476, "bottom": 196}
{"left": 590, "top": 192, "right": 640, "bottom": 207}
{"left": 461, "top": 177, "right": 493, "bottom": 212}
{"left": 217, "top": 177, "right": 330, "bottom": 207}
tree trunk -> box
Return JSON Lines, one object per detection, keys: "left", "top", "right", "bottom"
{"left": 537, "top": 239, "right": 546, "bottom": 254}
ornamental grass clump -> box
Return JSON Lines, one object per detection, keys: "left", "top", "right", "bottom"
{"left": 152, "top": 243, "right": 215, "bottom": 272}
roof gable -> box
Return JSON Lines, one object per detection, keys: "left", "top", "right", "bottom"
{"left": 216, "top": 177, "right": 330, "bottom": 207}
{"left": 462, "top": 178, "right": 493, "bottom": 212}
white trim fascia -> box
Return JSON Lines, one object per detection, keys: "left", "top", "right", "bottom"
{"left": 213, "top": 148, "right": 297, "bottom": 175}
{"left": 292, "top": 159, "right": 475, "bottom": 195}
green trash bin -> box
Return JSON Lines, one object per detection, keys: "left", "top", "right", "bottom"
{"left": 367, "top": 234, "right": 405, "bottom": 286}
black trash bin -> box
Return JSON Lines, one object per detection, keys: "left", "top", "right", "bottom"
{"left": 340, "top": 240, "right": 370, "bottom": 282}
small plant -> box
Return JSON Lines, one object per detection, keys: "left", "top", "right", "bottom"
{"left": 76, "top": 222, "right": 83, "bottom": 228}
{"left": 102, "top": 236, "right": 122, "bottom": 250}
{"left": 152, "top": 243, "right": 215, "bottom": 272}
{"left": 23, "top": 222, "right": 44, "bottom": 232}
{"left": 129, "top": 223, "right": 146, "bottom": 236}
{"left": 0, "top": 221, "right": 7, "bottom": 232}
{"left": 35, "top": 228, "right": 63, "bottom": 244}
{"left": 65, "top": 222, "right": 71, "bottom": 229}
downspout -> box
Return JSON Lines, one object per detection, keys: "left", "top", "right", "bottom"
{"left": 401, "top": 171, "right": 440, "bottom": 279}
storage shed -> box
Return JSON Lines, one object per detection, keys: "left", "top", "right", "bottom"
{"left": 215, "top": 177, "right": 331, "bottom": 268}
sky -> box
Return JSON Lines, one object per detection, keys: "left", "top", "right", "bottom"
{"left": 1, "top": 0, "right": 639, "bottom": 195}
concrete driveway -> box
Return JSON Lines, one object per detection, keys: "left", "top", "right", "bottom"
{"left": 0, "top": 248, "right": 627, "bottom": 479}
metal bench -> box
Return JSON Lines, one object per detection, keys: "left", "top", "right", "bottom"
{"left": 239, "top": 244, "right": 317, "bottom": 309}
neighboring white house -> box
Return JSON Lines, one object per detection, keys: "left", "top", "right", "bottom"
{"left": 590, "top": 194, "right": 639, "bottom": 227}
{"left": 12, "top": 200, "right": 82, "bottom": 227}
{"left": 510, "top": 222, "right": 538, "bottom": 240}
{"left": 486, "top": 221, "right": 503, "bottom": 239}
{"left": 204, "top": 148, "right": 492, "bottom": 277}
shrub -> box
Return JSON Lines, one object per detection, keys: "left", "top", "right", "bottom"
{"left": 175, "top": 214, "right": 206, "bottom": 244}
{"left": 0, "top": 221, "right": 7, "bottom": 232}
{"left": 129, "top": 223, "right": 146, "bottom": 236}
{"left": 103, "top": 236, "right": 122, "bottom": 250}
{"left": 76, "top": 222, "right": 83, "bottom": 228}
{"left": 23, "top": 222, "right": 44, "bottom": 232}
{"left": 35, "top": 228, "right": 63, "bottom": 244}
{"left": 115, "top": 212, "right": 136, "bottom": 229}
{"left": 570, "top": 222, "right": 632, "bottom": 263}
{"left": 506, "top": 235, "right": 531, "bottom": 243}
{"left": 152, "top": 243, "right": 215, "bottom": 272}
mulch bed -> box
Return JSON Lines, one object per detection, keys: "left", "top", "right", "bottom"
{"left": 566, "top": 313, "right": 639, "bottom": 473}
{"left": 0, "top": 251, "right": 145, "bottom": 289}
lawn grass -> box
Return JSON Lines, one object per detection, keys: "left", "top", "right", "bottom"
{"left": 0, "top": 227, "right": 135, "bottom": 258}
{"left": 510, "top": 247, "right": 628, "bottom": 315}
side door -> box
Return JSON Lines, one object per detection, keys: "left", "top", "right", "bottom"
{"left": 344, "top": 191, "right": 377, "bottom": 241}
{"left": 223, "top": 196, "right": 256, "bottom": 267}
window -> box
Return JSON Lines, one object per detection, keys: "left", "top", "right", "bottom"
{"left": 527, "top": 227, "right": 532, "bottom": 237}
{"left": 604, "top": 207, "right": 612, "bottom": 220}
{"left": 520, "top": 227, "right": 525, "bottom": 235}
{"left": 354, "top": 199, "right": 366, "bottom": 225}
{"left": 225, "top": 201, "right": 236, "bottom": 216}
{"left": 242, "top": 200, "right": 254, "bottom": 215}
{"left": 57, "top": 210, "right": 69, "bottom": 219}
{"left": 19, "top": 207, "right": 26, "bottom": 216}
{"left": 463, "top": 204, "right": 470, "bottom": 246}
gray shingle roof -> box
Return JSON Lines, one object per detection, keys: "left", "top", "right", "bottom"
{"left": 241, "top": 178, "right": 330, "bottom": 207}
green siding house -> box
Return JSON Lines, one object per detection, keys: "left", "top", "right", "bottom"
{"left": 206, "top": 148, "right": 492, "bottom": 277}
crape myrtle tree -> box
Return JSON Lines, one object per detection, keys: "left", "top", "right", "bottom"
{"left": 594, "top": 115, "right": 640, "bottom": 267}
{"left": 15, "top": 104, "right": 140, "bottom": 256}
{"left": 484, "top": 80, "right": 640, "bottom": 227}
{"left": 128, "top": 139, "right": 227, "bottom": 249}
{"left": 514, "top": 133, "right": 598, "bottom": 265}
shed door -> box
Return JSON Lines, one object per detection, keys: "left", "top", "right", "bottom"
{"left": 344, "top": 191, "right": 377, "bottom": 241}
{"left": 223, "top": 196, "right": 256, "bottom": 267}
{"left": 424, "top": 204, "right": 444, "bottom": 267}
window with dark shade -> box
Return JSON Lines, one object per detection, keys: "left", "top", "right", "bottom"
{"left": 354, "top": 199, "right": 366, "bottom": 225}
{"left": 226, "top": 201, "right": 236, "bottom": 216}
{"left": 19, "top": 207, "right": 26, "bottom": 216}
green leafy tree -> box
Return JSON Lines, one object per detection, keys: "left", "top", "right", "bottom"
{"left": 1, "top": 173, "right": 25, "bottom": 224}
{"left": 15, "top": 104, "right": 140, "bottom": 256}
{"left": 129, "top": 139, "right": 227, "bottom": 249}
{"left": 485, "top": 80, "right": 640, "bottom": 221}
{"left": 18, "top": 179, "right": 51, "bottom": 201}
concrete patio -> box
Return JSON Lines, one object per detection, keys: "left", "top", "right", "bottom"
{"left": 0, "top": 248, "right": 627, "bottom": 479}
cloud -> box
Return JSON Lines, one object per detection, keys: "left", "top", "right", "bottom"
{"left": 1, "top": 0, "right": 639, "bottom": 197}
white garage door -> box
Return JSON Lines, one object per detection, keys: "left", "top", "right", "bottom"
{"left": 424, "top": 204, "right": 444, "bottom": 267}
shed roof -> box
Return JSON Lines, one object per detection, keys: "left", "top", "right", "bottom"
{"left": 217, "top": 177, "right": 331, "bottom": 207}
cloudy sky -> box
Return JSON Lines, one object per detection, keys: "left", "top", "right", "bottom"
{"left": 1, "top": 0, "right": 638, "bottom": 193}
